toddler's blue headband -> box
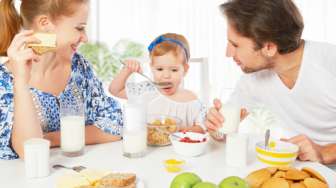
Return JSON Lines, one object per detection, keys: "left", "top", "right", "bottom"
{"left": 148, "top": 36, "right": 190, "bottom": 61}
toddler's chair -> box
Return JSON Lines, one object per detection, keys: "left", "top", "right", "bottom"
{"left": 184, "top": 57, "right": 210, "bottom": 106}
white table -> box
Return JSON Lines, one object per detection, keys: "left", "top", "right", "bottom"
{"left": 1, "top": 139, "right": 335, "bottom": 188}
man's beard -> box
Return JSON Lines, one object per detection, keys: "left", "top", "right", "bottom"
{"left": 240, "top": 62, "right": 274, "bottom": 73}
{"left": 241, "top": 66, "right": 262, "bottom": 73}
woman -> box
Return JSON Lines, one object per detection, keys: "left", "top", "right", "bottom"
{"left": 0, "top": 0, "right": 123, "bottom": 160}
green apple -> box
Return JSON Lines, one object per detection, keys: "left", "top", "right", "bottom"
{"left": 170, "top": 172, "right": 202, "bottom": 188}
{"left": 218, "top": 176, "right": 249, "bottom": 188}
{"left": 193, "top": 182, "right": 218, "bottom": 188}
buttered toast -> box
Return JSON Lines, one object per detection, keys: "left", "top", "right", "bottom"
{"left": 27, "top": 33, "right": 56, "bottom": 55}
{"left": 99, "top": 173, "right": 136, "bottom": 187}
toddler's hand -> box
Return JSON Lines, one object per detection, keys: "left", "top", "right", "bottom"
{"left": 123, "top": 60, "right": 142, "bottom": 73}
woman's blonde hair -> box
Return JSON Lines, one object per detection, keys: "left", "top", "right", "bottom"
{"left": 0, "top": 0, "right": 88, "bottom": 56}
{"left": 149, "top": 33, "right": 190, "bottom": 64}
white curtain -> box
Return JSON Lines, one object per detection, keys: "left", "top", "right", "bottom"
{"left": 88, "top": 0, "right": 336, "bottom": 102}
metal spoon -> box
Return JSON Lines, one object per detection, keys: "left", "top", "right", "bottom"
{"left": 153, "top": 127, "right": 183, "bottom": 140}
{"left": 265, "top": 129, "right": 270, "bottom": 150}
{"left": 120, "top": 61, "right": 173, "bottom": 88}
{"left": 136, "top": 71, "right": 173, "bottom": 88}
{"left": 52, "top": 164, "right": 86, "bottom": 172}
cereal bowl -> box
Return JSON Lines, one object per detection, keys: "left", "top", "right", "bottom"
{"left": 170, "top": 132, "right": 209, "bottom": 157}
{"left": 256, "top": 140, "right": 299, "bottom": 167}
{"left": 147, "top": 115, "right": 181, "bottom": 146}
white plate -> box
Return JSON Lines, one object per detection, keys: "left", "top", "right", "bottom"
{"left": 136, "top": 178, "right": 145, "bottom": 188}
{"left": 56, "top": 170, "right": 144, "bottom": 188}
{"left": 295, "top": 162, "right": 336, "bottom": 187}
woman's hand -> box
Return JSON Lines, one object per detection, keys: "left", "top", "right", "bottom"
{"left": 7, "top": 30, "right": 40, "bottom": 84}
{"left": 123, "top": 59, "right": 142, "bottom": 74}
{"left": 9, "top": 30, "right": 43, "bottom": 158}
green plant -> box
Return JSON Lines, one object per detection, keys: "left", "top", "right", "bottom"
{"left": 79, "top": 39, "right": 146, "bottom": 82}
{"left": 112, "top": 39, "right": 146, "bottom": 60}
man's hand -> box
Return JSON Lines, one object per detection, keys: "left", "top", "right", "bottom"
{"left": 282, "top": 134, "right": 323, "bottom": 163}
{"left": 205, "top": 99, "right": 249, "bottom": 132}
{"left": 205, "top": 99, "right": 224, "bottom": 132}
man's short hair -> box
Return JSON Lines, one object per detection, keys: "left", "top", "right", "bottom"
{"left": 221, "top": 0, "right": 304, "bottom": 54}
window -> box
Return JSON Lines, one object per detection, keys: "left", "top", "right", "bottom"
{"left": 86, "top": 0, "right": 336, "bottom": 101}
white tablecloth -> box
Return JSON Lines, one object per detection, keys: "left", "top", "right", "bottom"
{"left": 0, "top": 139, "right": 335, "bottom": 188}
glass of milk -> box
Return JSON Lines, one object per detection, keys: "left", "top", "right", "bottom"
{"left": 24, "top": 138, "right": 50, "bottom": 178}
{"left": 60, "top": 102, "right": 85, "bottom": 157}
{"left": 218, "top": 102, "right": 241, "bottom": 134}
{"left": 122, "top": 103, "right": 147, "bottom": 158}
{"left": 225, "top": 133, "right": 248, "bottom": 167}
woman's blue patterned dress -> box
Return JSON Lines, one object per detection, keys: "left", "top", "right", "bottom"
{"left": 0, "top": 53, "right": 123, "bottom": 160}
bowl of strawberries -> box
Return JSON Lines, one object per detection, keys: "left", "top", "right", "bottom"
{"left": 170, "top": 131, "right": 209, "bottom": 157}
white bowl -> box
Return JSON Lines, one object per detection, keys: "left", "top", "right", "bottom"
{"left": 170, "top": 132, "right": 209, "bottom": 157}
{"left": 256, "top": 140, "right": 299, "bottom": 167}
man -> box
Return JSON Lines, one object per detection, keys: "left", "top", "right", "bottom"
{"left": 206, "top": 0, "right": 336, "bottom": 165}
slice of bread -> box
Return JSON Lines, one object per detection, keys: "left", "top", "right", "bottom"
{"left": 80, "top": 169, "right": 112, "bottom": 185}
{"left": 96, "top": 182, "right": 136, "bottom": 188}
{"left": 56, "top": 173, "right": 90, "bottom": 188}
{"left": 27, "top": 33, "right": 56, "bottom": 55}
{"left": 99, "top": 173, "right": 136, "bottom": 187}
